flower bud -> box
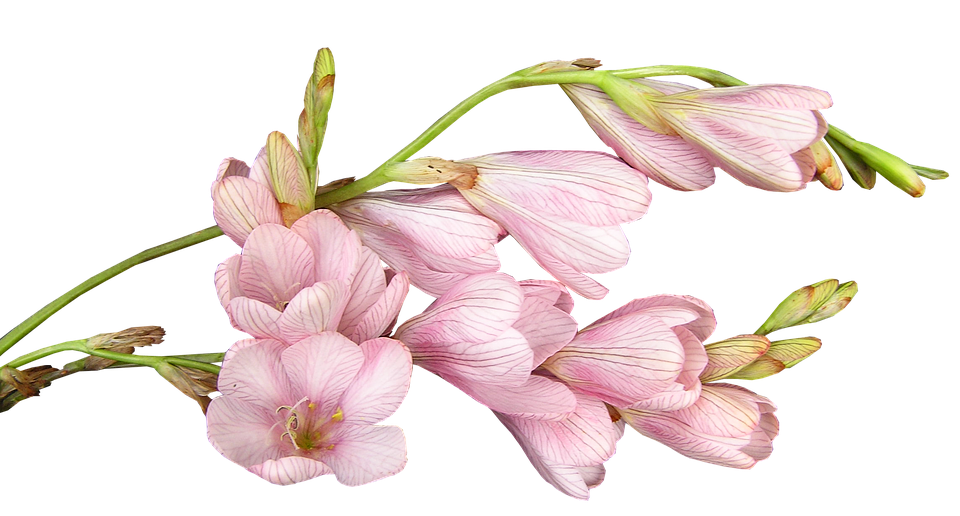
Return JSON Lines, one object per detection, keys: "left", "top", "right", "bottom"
{"left": 596, "top": 73, "right": 676, "bottom": 135}
{"left": 755, "top": 280, "right": 857, "bottom": 335}
{"left": 810, "top": 140, "right": 843, "bottom": 190}
{"left": 1, "top": 365, "right": 60, "bottom": 398}
{"left": 825, "top": 133, "right": 876, "bottom": 189}
{"left": 850, "top": 141, "right": 925, "bottom": 197}
{"left": 700, "top": 335, "right": 771, "bottom": 382}
{"left": 513, "top": 58, "right": 601, "bottom": 76}
{"left": 298, "top": 48, "right": 335, "bottom": 173}
{"left": 764, "top": 337, "right": 822, "bottom": 368}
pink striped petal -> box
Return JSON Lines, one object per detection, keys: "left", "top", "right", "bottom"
{"left": 290, "top": 210, "right": 362, "bottom": 284}
{"left": 624, "top": 326, "right": 705, "bottom": 412}
{"left": 237, "top": 224, "right": 316, "bottom": 308}
{"left": 338, "top": 247, "right": 387, "bottom": 337}
{"left": 215, "top": 254, "right": 243, "bottom": 308}
{"left": 216, "top": 339, "right": 293, "bottom": 411}
{"left": 247, "top": 456, "right": 332, "bottom": 485}
{"left": 793, "top": 146, "right": 817, "bottom": 184}
{"left": 590, "top": 294, "right": 716, "bottom": 341}
{"left": 514, "top": 296, "right": 578, "bottom": 369}
{"left": 345, "top": 271, "right": 410, "bottom": 344}
{"left": 408, "top": 326, "right": 533, "bottom": 388}
{"left": 276, "top": 280, "right": 349, "bottom": 341}
{"left": 206, "top": 396, "right": 284, "bottom": 468}
{"left": 213, "top": 157, "right": 251, "bottom": 186}
{"left": 212, "top": 176, "right": 285, "bottom": 246}
{"left": 451, "top": 374, "right": 576, "bottom": 420}
{"left": 280, "top": 333, "right": 365, "bottom": 417}
{"left": 679, "top": 84, "right": 832, "bottom": 111}
{"left": 562, "top": 84, "right": 715, "bottom": 191}
{"left": 495, "top": 413, "right": 590, "bottom": 500}
{"left": 225, "top": 297, "right": 284, "bottom": 340}
{"left": 519, "top": 280, "right": 574, "bottom": 314}
{"left": 338, "top": 338, "right": 412, "bottom": 424}
{"left": 501, "top": 393, "right": 619, "bottom": 467}
{"left": 323, "top": 424, "right": 407, "bottom": 486}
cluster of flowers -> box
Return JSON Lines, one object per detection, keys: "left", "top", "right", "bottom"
{"left": 204, "top": 58, "right": 846, "bottom": 498}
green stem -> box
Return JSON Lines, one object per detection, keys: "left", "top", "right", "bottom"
{"left": 85, "top": 352, "right": 225, "bottom": 370}
{"left": 0, "top": 225, "right": 224, "bottom": 359}
{"left": 611, "top": 65, "right": 748, "bottom": 87}
{"left": 3, "top": 339, "right": 222, "bottom": 375}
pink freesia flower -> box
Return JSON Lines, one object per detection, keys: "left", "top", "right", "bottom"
{"left": 541, "top": 294, "right": 714, "bottom": 412}
{"left": 496, "top": 392, "right": 624, "bottom": 500}
{"left": 215, "top": 210, "right": 409, "bottom": 345}
{"left": 206, "top": 333, "right": 411, "bottom": 485}
{"left": 212, "top": 131, "right": 317, "bottom": 245}
{"left": 618, "top": 383, "right": 779, "bottom": 469}
{"left": 330, "top": 185, "right": 505, "bottom": 296}
{"left": 394, "top": 274, "right": 579, "bottom": 420}
{"left": 572, "top": 78, "right": 832, "bottom": 192}
{"left": 454, "top": 150, "right": 652, "bottom": 300}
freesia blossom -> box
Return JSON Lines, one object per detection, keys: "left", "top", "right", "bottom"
{"left": 394, "top": 274, "right": 580, "bottom": 419}
{"left": 330, "top": 186, "right": 505, "bottom": 296}
{"left": 573, "top": 77, "right": 832, "bottom": 192}
{"left": 617, "top": 383, "right": 779, "bottom": 469}
{"left": 212, "top": 131, "right": 317, "bottom": 246}
{"left": 541, "top": 294, "right": 714, "bottom": 412}
{"left": 454, "top": 150, "right": 652, "bottom": 300}
{"left": 207, "top": 334, "right": 411, "bottom": 485}
{"left": 215, "top": 210, "right": 408, "bottom": 345}
{"left": 496, "top": 392, "right": 624, "bottom": 499}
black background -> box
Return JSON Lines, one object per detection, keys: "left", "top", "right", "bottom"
{"left": 0, "top": 33, "right": 957, "bottom": 510}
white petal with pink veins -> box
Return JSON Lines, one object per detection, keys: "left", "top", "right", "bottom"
{"left": 237, "top": 224, "right": 316, "bottom": 308}
{"left": 276, "top": 280, "right": 349, "bottom": 341}
{"left": 280, "top": 333, "right": 365, "bottom": 417}
{"left": 338, "top": 338, "right": 412, "bottom": 424}
{"left": 206, "top": 396, "right": 285, "bottom": 468}
{"left": 212, "top": 176, "right": 284, "bottom": 246}
{"left": 452, "top": 374, "right": 576, "bottom": 421}
{"left": 346, "top": 272, "right": 410, "bottom": 344}
{"left": 323, "top": 424, "right": 407, "bottom": 486}
{"left": 225, "top": 297, "right": 284, "bottom": 340}
{"left": 247, "top": 456, "right": 332, "bottom": 485}
{"left": 216, "top": 339, "right": 293, "bottom": 411}
{"left": 290, "top": 210, "right": 362, "bottom": 285}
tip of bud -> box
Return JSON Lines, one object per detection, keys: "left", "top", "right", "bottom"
{"left": 87, "top": 326, "right": 165, "bottom": 351}
{"left": 571, "top": 58, "right": 601, "bottom": 69}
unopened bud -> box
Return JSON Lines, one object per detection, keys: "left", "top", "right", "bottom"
{"left": 700, "top": 335, "right": 771, "bottom": 383}
{"left": 723, "top": 355, "right": 785, "bottom": 380}
{"left": 764, "top": 337, "right": 822, "bottom": 368}
{"left": 514, "top": 58, "right": 602, "bottom": 77}
{"left": 298, "top": 48, "right": 336, "bottom": 173}
{"left": 810, "top": 140, "right": 843, "bottom": 190}
{"left": 382, "top": 158, "right": 479, "bottom": 189}
{"left": 753, "top": 277, "right": 849, "bottom": 335}
{"left": 598, "top": 74, "right": 675, "bottom": 135}
{"left": 825, "top": 133, "right": 876, "bottom": 189}
{"left": 1, "top": 365, "right": 60, "bottom": 398}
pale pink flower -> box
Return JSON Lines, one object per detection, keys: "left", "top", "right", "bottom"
{"left": 496, "top": 392, "right": 624, "bottom": 500}
{"left": 541, "top": 294, "right": 715, "bottom": 412}
{"left": 206, "top": 333, "right": 411, "bottom": 485}
{"left": 571, "top": 78, "right": 832, "bottom": 192}
{"left": 455, "top": 150, "right": 652, "bottom": 300}
{"left": 618, "top": 383, "right": 779, "bottom": 469}
{"left": 330, "top": 185, "right": 505, "bottom": 296}
{"left": 394, "top": 274, "right": 580, "bottom": 420}
{"left": 212, "top": 131, "right": 316, "bottom": 246}
{"left": 215, "top": 210, "right": 409, "bottom": 345}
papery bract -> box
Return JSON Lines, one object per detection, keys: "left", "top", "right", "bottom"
{"left": 542, "top": 294, "right": 714, "bottom": 412}
{"left": 331, "top": 185, "right": 504, "bottom": 296}
{"left": 455, "top": 150, "right": 651, "bottom": 300}
{"left": 206, "top": 334, "right": 411, "bottom": 485}
{"left": 215, "top": 210, "right": 408, "bottom": 345}
{"left": 618, "top": 383, "right": 779, "bottom": 469}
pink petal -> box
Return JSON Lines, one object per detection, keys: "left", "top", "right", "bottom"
{"left": 237, "top": 224, "right": 315, "bottom": 308}
{"left": 451, "top": 374, "right": 576, "bottom": 420}
{"left": 589, "top": 294, "right": 716, "bottom": 341}
{"left": 562, "top": 84, "right": 715, "bottom": 191}
{"left": 216, "top": 339, "right": 294, "bottom": 411}
{"left": 345, "top": 271, "right": 410, "bottom": 344}
{"left": 793, "top": 146, "right": 817, "bottom": 184}
{"left": 280, "top": 333, "right": 365, "bottom": 417}
{"left": 248, "top": 145, "right": 272, "bottom": 189}
{"left": 495, "top": 413, "right": 591, "bottom": 500}
{"left": 212, "top": 176, "right": 284, "bottom": 246}
{"left": 213, "top": 157, "right": 251, "bottom": 186}
{"left": 247, "top": 456, "right": 332, "bottom": 485}
{"left": 519, "top": 279, "right": 574, "bottom": 314}
{"left": 338, "top": 338, "right": 413, "bottom": 424}
{"left": 678, "top": 84, "right": 832, "bottom": 111}
{"left": 514, "top": 296, "right": 578, "bottom": 369}
{"left": 323, "top": 424, "right": 407, "bottom": 486}
{"left": 225, "top": 297, "right": 284, "bottom": 340}
{"left": 290, "top": 210, "right": 362, "bottom": 284}
{"left": 215, "top": 254, "right": 243, "bottom": 308}
{"left": 338, "top": 247, "right": 388, "bottom": 337}
{"left": 501, "top": 393, "right": 620, "bottom": 467}
{"left": 206, "top": 396, "right": 284, "bottom": 468}
{"left": 276, "top": 280, "right": 350, "bottom": 341}
{"left": 409, "top": 326, "right": 534, "bottom": 388}
{"left": 624, "top": 326, "right": 705, "bottom": 412}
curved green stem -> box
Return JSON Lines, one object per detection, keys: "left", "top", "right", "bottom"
{"left": 0, "top": 225, "right": 224, "bottom": 359}
{"left": 611, "top": 65, "right": 748, "bottom": 87}
{"left": 2, "top": 339, "right": 222, "bottom": 375}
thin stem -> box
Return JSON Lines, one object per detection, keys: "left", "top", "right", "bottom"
{"left": 611, "top": 65, "right": 748, "bottom": 87}
{"left": 2, "top": 339, "right": 222, "bottom": 375}
{"left": 3, "top": 340, "right": 87, "bottom": 369}
{"left": 89, "top": 352, "right": 225, "bottom": 369}
{"left": 0, "top": 225, "right": 224, "bottom": 359}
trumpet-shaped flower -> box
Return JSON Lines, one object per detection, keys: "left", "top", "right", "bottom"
{"left": 579, "top": 77, "right": 833, "bottom": 192}
{"left": 215, "top": 210, "right": 408, "bottom": 345}
{"left": 495, "top": 392, "right": 624, "bottom": 500}
{"left": 542, "top": 294, "right": 714, "bottom": 412}
{"left": 454, "top": 150, "right": 652, "bottom": 300}
{"left": 331, "top": 186, "right": 505, "bottom": 296}
{"left": 206, "top": 334, "right": 411, "bottom": 485}
{"left": 394, "top": 274, "right": 580, "bottom": 420}
{"left": 212, "top": 131, "right": 316, "bottom": 246}
{"left": 618, "top": 383, "right": 779, "bottom": 469}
